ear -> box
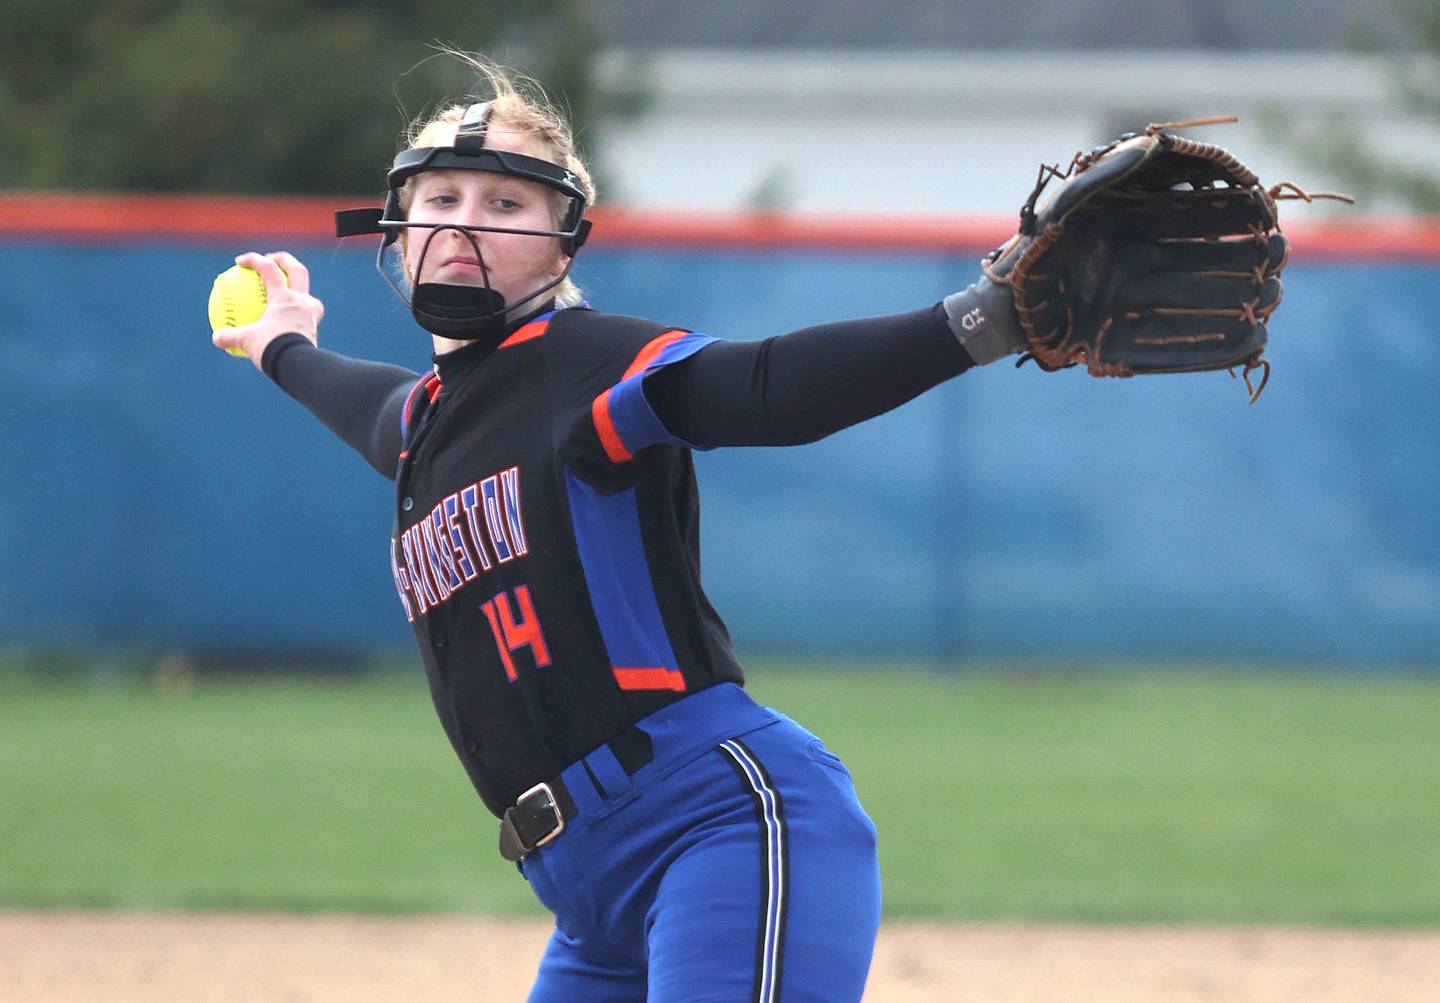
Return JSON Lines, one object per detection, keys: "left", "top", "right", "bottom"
{"left": 547, "top": 248, "right": 570, "bottom": 281}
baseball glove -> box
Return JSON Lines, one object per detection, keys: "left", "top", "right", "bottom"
{"left": 985, "top": 115, "right": 1350, "bottom": 402}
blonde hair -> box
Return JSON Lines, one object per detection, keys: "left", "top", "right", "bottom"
{"left": 398, "top": 52, "right": 595, "bottom": 309}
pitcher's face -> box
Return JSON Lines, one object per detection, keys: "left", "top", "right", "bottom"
{"left": 403, "top": 130, "right": 569, "bottom": 307}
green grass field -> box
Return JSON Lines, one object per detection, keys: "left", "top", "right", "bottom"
{"left": 2, "top": 663, "right": 1437, "bottom": 925}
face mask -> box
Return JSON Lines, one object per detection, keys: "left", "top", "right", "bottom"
{"left": 335, "top": 102, "right": 592, "bottom": 341}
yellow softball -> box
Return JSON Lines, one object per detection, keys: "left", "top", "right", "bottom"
{"left": 208, "top": 264, "right": 287, "bottom": 358}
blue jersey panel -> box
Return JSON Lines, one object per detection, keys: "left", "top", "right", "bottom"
{"left": 564, "top": 470, "right": 683, "bottom": 683}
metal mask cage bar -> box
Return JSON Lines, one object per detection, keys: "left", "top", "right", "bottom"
{"left": 336, "top": 145, "right": 591, "bottom": 252}
{"left": 374, "top": 217, "right": 582, "bottom": 242}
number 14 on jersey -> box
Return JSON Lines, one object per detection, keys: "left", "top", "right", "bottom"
{"left": 480, "top": 584, "right": 551, "bottom": 681}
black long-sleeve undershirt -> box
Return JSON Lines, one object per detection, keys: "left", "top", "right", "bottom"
{"left": 260, "top": 304, "right": 973, "bottom": 478}
{"left": 644, "top": 304, "right": 971, "bottom": 449}
{"left": 262, "top": 335, "right": 418, "bottom": 477}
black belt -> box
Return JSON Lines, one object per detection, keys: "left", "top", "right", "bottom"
{"left": 498, "top": 725, "right": 654, "bottom": 862}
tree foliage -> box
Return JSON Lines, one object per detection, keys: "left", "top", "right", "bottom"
{"left": 1276, "top": 0, "right": 1440, "bottom": 213}
{"left": 0, "top": 0, "right": 603, "bottom": 194}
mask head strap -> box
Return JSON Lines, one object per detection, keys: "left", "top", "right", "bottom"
{"left": 453, "top": 101, "right": 492, "bottom": 157}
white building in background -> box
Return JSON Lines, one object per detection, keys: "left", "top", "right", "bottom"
{"left": 584, "top": 0, "right": 1437, "bottom": 216}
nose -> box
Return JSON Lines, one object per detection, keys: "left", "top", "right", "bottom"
{"left": 437, "top": 222, "right": 486, "bottom": 259}
{"left": 455, "top": 191, "right": 496, "bottom": 231}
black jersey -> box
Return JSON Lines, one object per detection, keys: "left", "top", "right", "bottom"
{"left": 263, "top": 301, "right": 972, "bottom": 816}
{"left": 389, "top": 308, "right": 743, "bottom": 815}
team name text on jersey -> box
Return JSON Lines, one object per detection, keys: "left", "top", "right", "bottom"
{"left": 389, "top": 465, "right": 528, "bottom": 621}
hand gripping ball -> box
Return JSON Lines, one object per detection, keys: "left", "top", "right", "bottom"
{"left": 208, "top": 264, "right": 287, "bottom": 358}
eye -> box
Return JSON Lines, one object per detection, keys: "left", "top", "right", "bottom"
{"left": 426, "top": 192, "right": 459, "bottom": 206}
{"left": 492, "top": 197, "right": 522, "bottom": 211}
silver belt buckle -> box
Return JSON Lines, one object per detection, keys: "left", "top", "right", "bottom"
{"left": 520, "top": 782, "right": 565, "bottom": 849}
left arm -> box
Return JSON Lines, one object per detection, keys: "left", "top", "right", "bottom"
{"left": 644, "top": 281, "right": 1018, "bottom": 449}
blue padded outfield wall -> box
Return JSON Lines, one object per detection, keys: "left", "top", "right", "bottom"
{"left": 1, "top": 230, "right": 1436, "bottom": 666}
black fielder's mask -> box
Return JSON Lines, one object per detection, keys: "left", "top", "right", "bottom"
{"left": 335, "top": 101, "right": 592, "bottom": 343}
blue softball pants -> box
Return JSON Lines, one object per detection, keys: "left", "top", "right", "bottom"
{"left": 519, "top": 683, "right": 882, "bottom": 1002}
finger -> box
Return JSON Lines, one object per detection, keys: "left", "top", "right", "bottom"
{"left": 306, "top": 293, "right": 325, "bottom": 326}
{"left": 1115, "top": 235, "right": 1288, "bottom": 278}
{"left": 233, "top": 250, "right": 269, "bottom": 275}
{"left": 235, "top": 252, "right": 289, "bottom": 301}
{"left": 1113, "top": 273, "right": 1283, "bottom": 316}
{"left": 1090, "top": 188, "right": 1276, "bottom": 241}
{"left": 211, "top": 325, "right": 249, "bottom": 357}
{"left": 267, "top": 251, "right": 309, "bottom": 294}
{"left": 1108, "top": 313, "right": 1269, "bottom": 373}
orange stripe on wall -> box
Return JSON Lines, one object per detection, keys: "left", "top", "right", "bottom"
{"left": 1, "top": 192, "right": 1437, "bottom": 260}
{"left": 0, "top": 192, "right": 350, "bottom": 241}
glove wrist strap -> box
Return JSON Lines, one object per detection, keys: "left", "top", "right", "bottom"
{"left": 943, "top": 277, "right": 1027, "bottom": 366}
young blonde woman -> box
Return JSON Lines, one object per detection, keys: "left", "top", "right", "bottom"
{"left": 215, "top": 56, "right": 1026, "bottom": 1002}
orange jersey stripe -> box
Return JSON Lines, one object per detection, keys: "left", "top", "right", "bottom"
{"left": 612, "top": 667, "right": 687, "bottom": 692}
{"left": 592, "top": 388, "right": 632, "bottom": 463}
{"left": 590, "top": 329, "right": 691, "bottom": 465}
{"left": 499, "top": 318, "right": 549, "bottom": 348}
{"left": 622, "top": 329, "right": 688, "bottom": 380}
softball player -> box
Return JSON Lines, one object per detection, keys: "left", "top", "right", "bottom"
{"left": 215, "top": 55, "right": 1023, "bottom": 1003}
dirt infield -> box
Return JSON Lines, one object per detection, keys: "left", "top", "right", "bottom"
{"left": 3, "top": 911, "right": 1438, "bottom": 1001}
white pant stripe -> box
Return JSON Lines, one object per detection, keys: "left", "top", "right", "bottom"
{"left": 720, "top": 739, "right": 787, "bottom": 1003}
